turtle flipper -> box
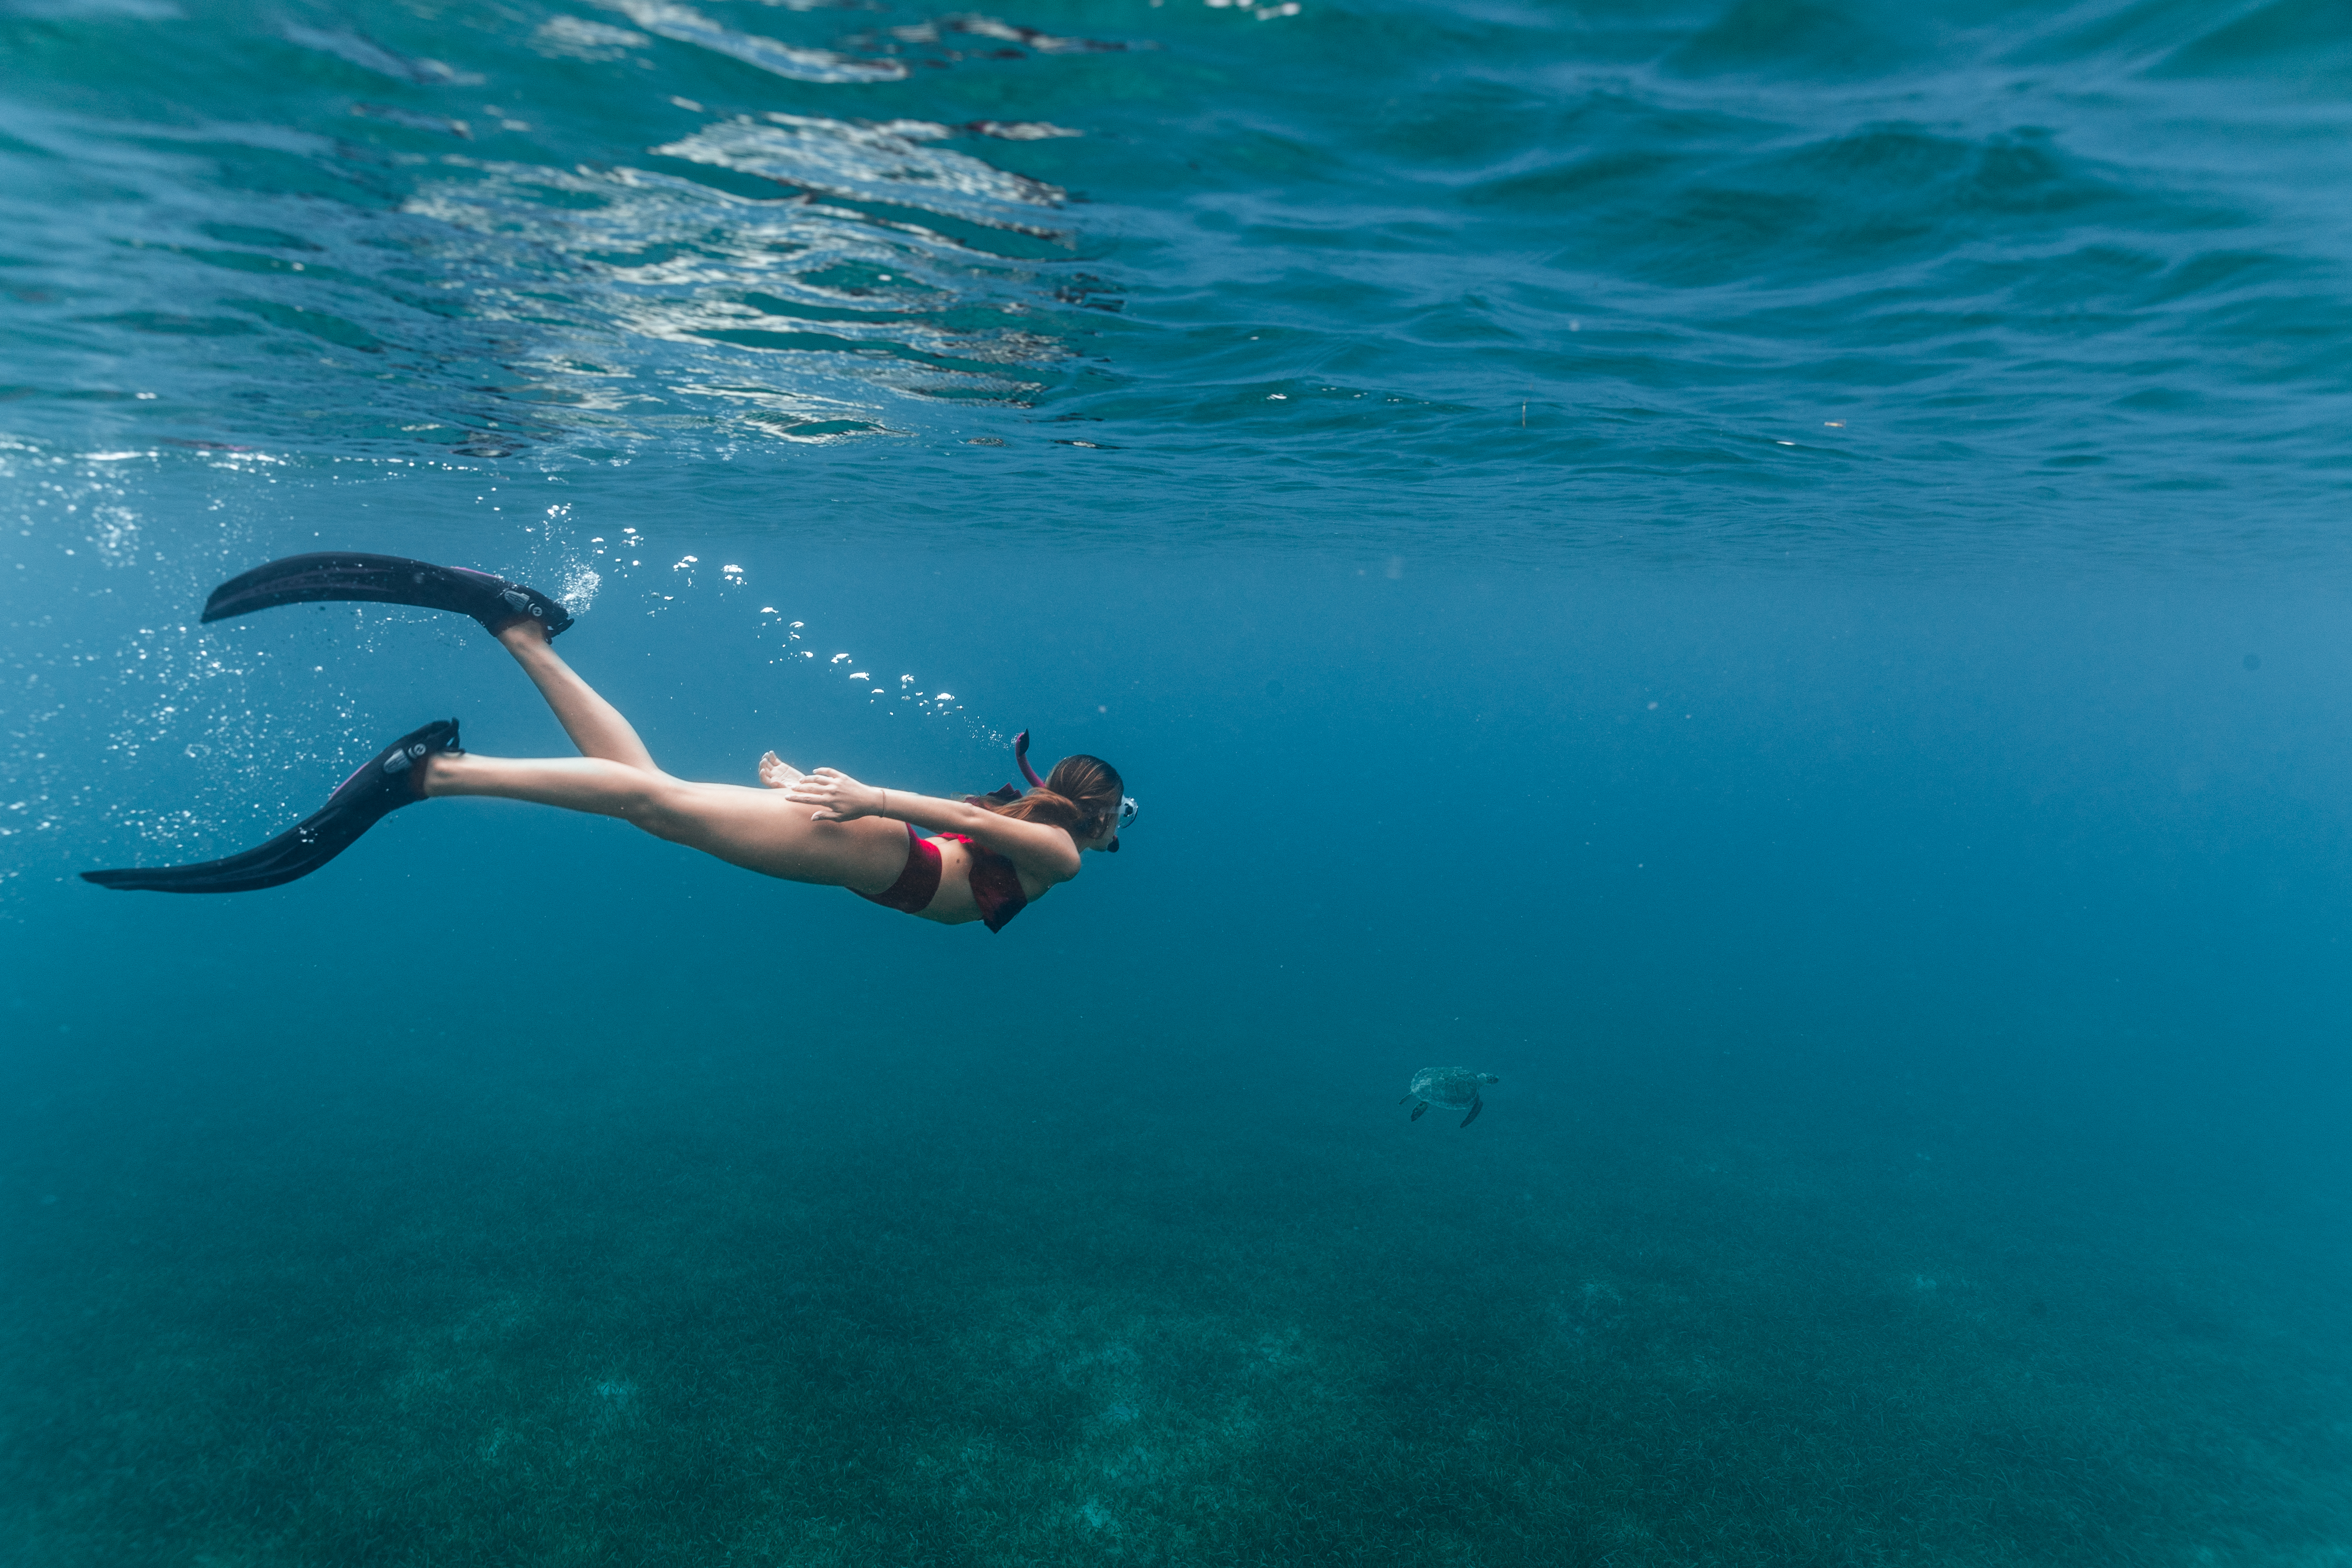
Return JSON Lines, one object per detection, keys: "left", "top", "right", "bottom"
{"left": 1410, "top": 1102, "right": 1428, "bottom": 1121}
{"left": 1460, "top": 1095, "right": 1483, "bottom": 1128}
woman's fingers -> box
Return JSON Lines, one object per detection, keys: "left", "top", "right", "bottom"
{"left": 783, "top": 777, "right": 846, "bottom": 815}
{"left": 779, "top": 768, "right": 871, "bottom": 824}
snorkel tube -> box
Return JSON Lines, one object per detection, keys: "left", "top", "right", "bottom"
{"left": 1013, "top": 730, "right": 1046, "bottom": 789}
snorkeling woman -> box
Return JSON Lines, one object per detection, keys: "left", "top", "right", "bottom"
{"left": 82, "top": 554, "right": 1133, "bottom": 931}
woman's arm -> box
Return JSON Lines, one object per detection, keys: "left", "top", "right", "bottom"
{"left": 782, "top": 768, "right": 1081, "bottom": 882}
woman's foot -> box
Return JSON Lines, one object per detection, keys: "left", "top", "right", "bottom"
{"left": 497, "top": 618, "right": 555, "bottom": 653}
{"left": 414, "top": 746, "right": 447, "bottom": 796}
{"left": 758, "top": 751, "right": 806, "bottom": 789}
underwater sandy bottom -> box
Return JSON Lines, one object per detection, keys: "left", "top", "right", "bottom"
{"left": 6, "top": 997, "right": 2346, "bottom": 1568}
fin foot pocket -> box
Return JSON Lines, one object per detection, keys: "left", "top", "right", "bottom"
{"left": 201, "top": 553, "right": 572, "bottom": 638}
{"left": 82, "top": 719, "right": 460, "bottom": 894}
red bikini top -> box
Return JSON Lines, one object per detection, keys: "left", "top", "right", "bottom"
{"left": 940, "top": 833, "right": 1029, "bottom": 932}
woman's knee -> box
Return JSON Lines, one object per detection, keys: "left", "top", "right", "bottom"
{"left": 627, "top": 773, "right": 708, "bottom": 840}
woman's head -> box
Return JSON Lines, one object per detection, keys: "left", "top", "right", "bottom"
{"left": 982, "top": 753, "right": 1127, "bottom": 848}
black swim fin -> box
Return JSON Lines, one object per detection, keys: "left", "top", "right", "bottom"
{"left": 201, "top": 552, "right": 573, "bottom": 638}
{"left": 82, "top": 720, "right": 460, "bottom": 894}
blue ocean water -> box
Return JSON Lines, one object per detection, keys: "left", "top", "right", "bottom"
{"left": 5, "top": 0, "right": 2352, "bottom": 1561}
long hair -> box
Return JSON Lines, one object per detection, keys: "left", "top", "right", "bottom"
{"left": 977, "top": 754, "right": 1124, "bottom": 840}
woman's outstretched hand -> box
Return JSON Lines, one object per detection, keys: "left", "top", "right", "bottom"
{"left": 781, "top": 766, "right": 887, "bottom": 823}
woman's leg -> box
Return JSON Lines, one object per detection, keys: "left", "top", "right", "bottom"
{"left": 418, "top": 752, "right": 913, "bottom": 889}
{"left": 495, "top": 621, "right": 657, "bottom": 770}
{"left": 416, "top": 631, "right": 910, "bottom": 891}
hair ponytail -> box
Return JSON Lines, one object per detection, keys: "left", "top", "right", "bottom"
{"left": 974, "top": 753, "right": 1124, "bottom": 840}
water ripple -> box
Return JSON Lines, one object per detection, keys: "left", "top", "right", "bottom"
{"left": 5, "top": 0, "right": 2352, "bottom": 557}
{"left": 594, "top": 0, "right": 910, "bottom": 84}
{"left": 651, "top": 113, "right": 1072, "bottom": 230}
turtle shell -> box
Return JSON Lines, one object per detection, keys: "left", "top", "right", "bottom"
{"left": 1408, "top": 1067, "right": 1492, "bottom": 1108}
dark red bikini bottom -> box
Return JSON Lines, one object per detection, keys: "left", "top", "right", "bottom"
{"left": 857, "top": 822, "right": 942, "bottom": 913}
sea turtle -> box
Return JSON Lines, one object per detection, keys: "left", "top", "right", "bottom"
{"left": 1402, "top": 1067, "right": 1500, "bottom": 1127}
